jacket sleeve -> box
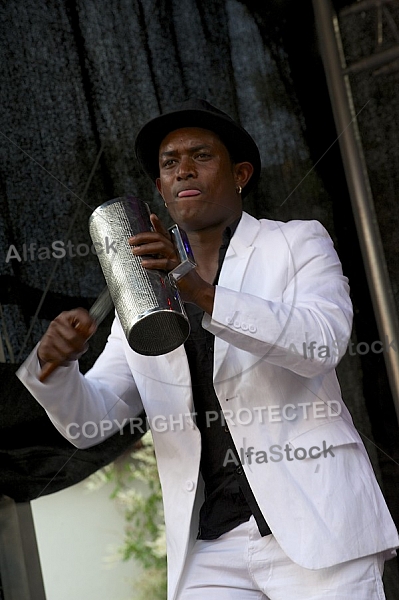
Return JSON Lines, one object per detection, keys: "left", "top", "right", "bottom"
{"left": 203, "top": 219, "right": 353, "bottom": 378}
{"left": 16, "top": 316, "right": 143, "bottom": 449}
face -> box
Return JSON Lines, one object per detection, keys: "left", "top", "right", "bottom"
{"left": 156, "top": 127, "right": 253, "bottom": 232}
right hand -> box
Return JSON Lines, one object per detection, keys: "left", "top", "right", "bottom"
{"left": 38, "top": 308, "right": 97, "bottom": 382}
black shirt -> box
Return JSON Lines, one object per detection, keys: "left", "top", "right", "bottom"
{"left": 184, "top": 217, "right": 271, "bottom": 540}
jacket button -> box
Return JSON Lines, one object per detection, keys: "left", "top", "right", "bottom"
{"left": 185, "top": 480, "right": 195, "bottom": 492}
{"left": 226, "top": 316, "right": 233, "bottom": 325}
{"left": 234, "top": 320, "right": 240, "bottom": 328}
{"left": 241, "top": 323, "right": 248, "bottom": 331}
{"left": 249, "top": 324, "right": 257, "bottom": 333}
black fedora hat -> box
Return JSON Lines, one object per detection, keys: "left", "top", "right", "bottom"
{"left": 134, "top": 98, "right": 261, "bottom": 198}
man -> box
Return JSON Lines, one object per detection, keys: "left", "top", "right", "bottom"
{"left": 18, "top": 99, "right": 399, "bottom": 599}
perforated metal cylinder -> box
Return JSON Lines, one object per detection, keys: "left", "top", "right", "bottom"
{"left": 89, "top": 195, "right": 190, "bottom": 355}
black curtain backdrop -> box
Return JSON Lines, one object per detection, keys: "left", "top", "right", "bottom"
{"left": 0, "top": 0, "right": 398, "bottom": 595}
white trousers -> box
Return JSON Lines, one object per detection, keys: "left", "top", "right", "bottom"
{"left": 176, "top": 517, "right": 386, "bottom": 600}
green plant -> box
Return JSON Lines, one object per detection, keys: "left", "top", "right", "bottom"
{"left": 87, "top": 431, "right": 166, "bottom": 600}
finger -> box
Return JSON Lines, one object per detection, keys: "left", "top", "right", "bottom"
{"left": 38, "top": 309, "right": 96, "bottom": 372}
{"left": 150, "top": 213, "right": 169, "bottom": 237}
{"left": 52, "top": 311, "right": 96, "bottom": 343}
{"left": 39, "top": 330, "right": 84, "bottom": 364}
{"left": 131, "top": 241, "right": 175, "bottom": 258}
{"left": 71, "top": 316, "right": 97, "bottom": 339}
{"left": 67, "top": 309, "right": 97, "bottom": 336}
{"left": 39, "top": 336, "right": 91, "bottom": 382}
{"left": 128, "top": 231, "right": 164, "bottom": 246}
{"left": 39, "top": 328, "right": 87, "bottom": 363}
{"left": 139, "top": 257, "right": 171, "bottom": 271}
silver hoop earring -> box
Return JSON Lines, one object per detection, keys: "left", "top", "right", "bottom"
{"left": 236, "top": 185, "right": 242, "bottom": 195}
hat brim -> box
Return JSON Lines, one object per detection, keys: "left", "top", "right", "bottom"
{"left": 134, "top": 108, "right": 261, "bottom": 199}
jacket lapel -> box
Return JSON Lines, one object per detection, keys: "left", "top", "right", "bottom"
{"left": 158, "top": 213, "right": 261, "bottom": 404}
{"left": 213, "top": 212, "right": 260, "bottom": 380}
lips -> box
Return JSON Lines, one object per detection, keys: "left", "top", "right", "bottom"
{"left": 177, "top": 189, "right": 201, "bottom": 198}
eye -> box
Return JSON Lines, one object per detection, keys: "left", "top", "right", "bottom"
{"left": 162, "top": 158, "right": 177, "bottom": 168}
{"left": 195, "top": 152, "right": 211, "bottom": 160}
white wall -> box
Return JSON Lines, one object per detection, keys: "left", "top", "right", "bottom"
{"left": 31, "top": 478, "right": 141, "bottom": 600}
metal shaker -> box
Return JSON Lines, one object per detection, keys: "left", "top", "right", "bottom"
{"left": 89, "top": 195, "right": 195, "bottom": 356}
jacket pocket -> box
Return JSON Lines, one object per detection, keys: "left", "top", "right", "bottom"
{"left": 288, "top": 417, "right": 361, "bottom": 451}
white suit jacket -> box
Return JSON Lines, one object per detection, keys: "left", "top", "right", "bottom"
{"left": 18, "top": 212, "right": 399, "bottom": 600}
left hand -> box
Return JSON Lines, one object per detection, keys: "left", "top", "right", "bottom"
{"left": 128, "top": 214, "right": 215, "bottom": 312}
{"left": 128, "top": 213, "right": 180, "bottom": 272}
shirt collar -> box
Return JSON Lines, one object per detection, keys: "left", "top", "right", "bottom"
{"left": 221, "top": 215, "right": 242, "bottom": 249}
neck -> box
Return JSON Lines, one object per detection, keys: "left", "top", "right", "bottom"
{"left": 184, "top": 212, "right": 241, "bottom": 283}
{"left": 187, "top": 210, "right": 239, "bottom": 248}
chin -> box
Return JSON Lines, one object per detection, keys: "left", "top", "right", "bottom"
{"left": 169, "top": 203, "right": 204, "bottom": 223}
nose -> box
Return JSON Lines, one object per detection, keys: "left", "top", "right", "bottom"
{"left": 176, "top": 155, "right": 196, "bottom": 180}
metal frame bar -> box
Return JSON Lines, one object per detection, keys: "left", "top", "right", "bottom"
{"left": 312, "top": 0, "right": 399, "bottom": 425}
{"left": 344, "top": 44, "right": 399, "bottom": 73}
{"left": 0, "top": 497, "right": 46, "bottom": 600}
{"left": 339, "top": 0, "right": 399, "bottom": 74}
{"left": 340, "top": 0, "right": 395, "bottom": 17}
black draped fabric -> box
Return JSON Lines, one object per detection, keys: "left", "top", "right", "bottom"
{"left": 0, "top": 318, "right": 147, "bottom": 503}
{"left": 0, "top": 0, "right": 398, "bottom": 594}
{"left": 0, "top": 367, "right": 146, "bottom": 502}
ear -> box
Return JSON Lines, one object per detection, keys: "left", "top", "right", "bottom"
{"left": 156, "top": 178, "right": 163, "bottom": 197}
{"left": 233, "top": 162, "right": 254, "bottom": 190}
